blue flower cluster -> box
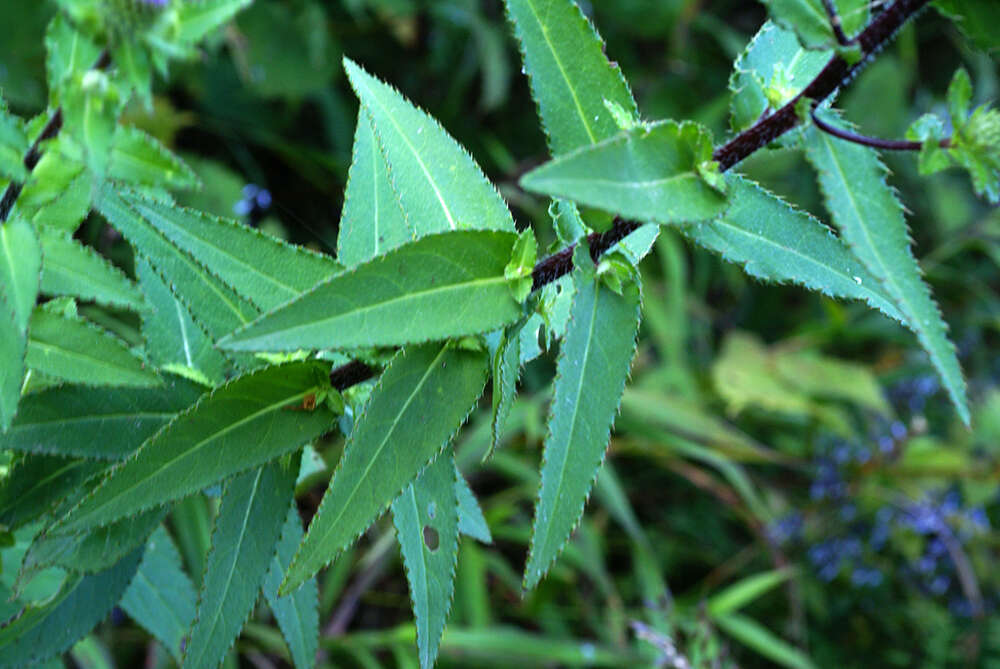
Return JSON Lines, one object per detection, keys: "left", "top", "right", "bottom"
{"left": 234, "top": 183, "right": 272, "bottom": 224}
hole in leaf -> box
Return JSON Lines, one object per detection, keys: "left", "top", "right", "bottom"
{"left": 423, "top": 525, "right": 440, "bottom": 551}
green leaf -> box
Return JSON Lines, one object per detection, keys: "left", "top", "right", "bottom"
{"left": 112, "top": 40, "right": 153, "bottom": 108}
{"left": 948, "top": 67, "right": 973, "bottom": 122}
{"left": 184, "top": 457, "right": 299, "bottom": 669}
{"left": 54, "top": 361, "right": 336, "bottom": 533}
{"left": 707, "top": 568, "right": 794, "bottom": 617}
{"left": 683, "top": 175, "right": 905, "bottom": 323}
{"left": 220, "top": 230, "right": 523, "bottom": 353}
{"left": 729, "top": 21, "right": 830, "bottom": 133}
{"left": 520, "top": 121, "right": 729, "bottom": 225}
{"left": 455, "top": 465, "right": 492, "bottom": 544}
{"left": 262, "top": 506, "right": 319, "bottom": 669}
{"left": 337, "top": 110, "right": 412, "bottom": 268}
{"left": 503, "top": 0, "right": 638, "bottom": 156}
{"left": 933, "top": 0, "right": 999, "bottom": 54}
{"left": 19, "top": 507, "right": 166, "bottom": 579}
{"left": 109, "top": 126, "right": 199, "bottom": 190}
{"left": 44, "top": 15, "right": 101, "bottom": 98}
{"left": 118, "top": 192, "right": 340, "bottom": 311}
{"left": 504, "top": 229, "right": 537, "bottom": 303}
{"left": 38, "top": 227, "right": 145, "bottom": 310}
{"left": 26, "top": 308, "right": 161, "bottom": 387}
{"left": 392, "top": 451, "right": 460, "bottom": 669}
{"left": 804, "top": 119, "right": 970, "bottom": 424}
{"left": 0, "top": 548, "right": 142, "bottom": 669}
{"left": 136, "top": 256, "right": 229, "bottom": 385}
{"left": 0, "top": 215, "right": 41, "bottom": 333}
{"left": 1, "top": 375, "right": 203, "bottom": 460}
{"left": 762, "top": 0, "right": 868, "bottom": 50}
{"left": 283, "top": 343, "right": 488, "bottom": 594}
{"left": 15, "top": 150, "right": 91, "bottom": 233}
{"left": 344, "top": 59, "right": 515, "bottom": 236}
{"left": 174, "top": 0, "right": 254, "bottom": 44}
{"left": 714, "top": 613, "right": 818, "bottom": 669}
{"left": 0, "top": 456, "right": 104, "bottom": 531}
{"left": 120, "top": 526, "right": 198, "bottom": 663}
{"left": 0, "top": 103, "right": 28, "bottom": 181}
{"left": 96, "top": 185, "right": 261, "bottom": 342}
{"left": 524, "top": 245, "right": 641, "bottom": 590}
{"left": 0, "top": 216, "right": 40, "bottom": 429}
{"left": 490, "top": 322, "right": 522, "bottom": 457}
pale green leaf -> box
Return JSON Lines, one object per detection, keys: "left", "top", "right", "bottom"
{"left": 0, "top": 103, "right": 27, "bottom": 181}
{"left": 184, "top": 457, "right": 298, "bottom": 669}
{"left": 54, "top": 361, "right": 336, "bottom": 533}
{"left": 44, "top": 15, "right": 101, "bottom": 96}
{"left": 112, "top": 39, "right": 153, "bottom": 108}
{"left": 38, "top": 227, "right": 145, "bottom": 310}
{"left": 0, "top": 548, "right": 142, "bottom": 669}
{"left": 119, "top": 192, "right": 340, "bottom": 311}
{"left": 109, "top": 126, "right": 199, "bottom": 190}
{"left": 20, "top": 507, "right": 166, "bottom": 579}
{"left": 220, "top": 230, "right": 523, "bottom": 353}
{"left": 524, "top": 245, "right": 640, "bottom": 590}
{"left": 1, "top": 375, "right": 203, "bottom": 460}
{"left": 96, "top": 185, "right": 261, "bottom": 342}
{"left": 136, "top": 256, "right": 229, "bottom": 385}
{"left": 344, "top": 58, "right": 514, "bottom": 236}
{"left": 762, "top": 0, "right": 868, "bottom": 50}
{"left": 120, "top": 526, "right": 198, "bottom": 663}
{"left": 707, "top": 568, "right": 794, "bottom": 617}
{"left": 26, "top": 309, "right": 161, "bottom": 387}
{"left": 683, "top": 175, "right": 905, "bottom": 323}
{"left": 804, "top": 119, "right": 970, "bottom": 424}
{"left": 283, "top": 343, "right": 488, "bottom": 593}
{"left": 729, "top": 21, "right": 830, "bottom": 133}
{"left": 262, "top": 506, "right": 319, "bottom": 669}
{"left": 337, "top": 109, "right": 411, "bottom": 267}
{"left": 503, "top": 0, "right": 638, "bottom": 156}
{"left": 174, "top": 0, "right": 253, "bottom": 44}
{"left": 455, "top": 464, "right": 491, "bottom": 544}
{"left": 16, "top": 152, "right": 91, "bottom": 233}
{"left": 0, "top": 215, "right": 41, "bottom": 332}
{"left": 520, "top": 121, "right": 729, "bottom": 225}
{"left": 714, "top": 613, "right": 818, "bottom": 669}
{"left": 392, "top": 451, "right": 460, "bottom": 669}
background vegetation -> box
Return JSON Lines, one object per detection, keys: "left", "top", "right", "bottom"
{"left": 1, "top": 0, "right": 998, "bottom": 667}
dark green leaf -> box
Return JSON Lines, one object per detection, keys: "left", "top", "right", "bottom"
{"left": 0, "top": 455, "right": 104, "bottom": 531}
{"left": 283, "top": 343, "right": 488, "bottom": 593}
{"left": 38, "top": 227, "right": 145, "bottom": 310}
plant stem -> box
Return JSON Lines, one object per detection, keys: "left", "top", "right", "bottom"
{"left": 821, "top": 0, "right": 854, "bottom": 46}
{"left": 811, "top": 108, "right": 941, "bottom": 151}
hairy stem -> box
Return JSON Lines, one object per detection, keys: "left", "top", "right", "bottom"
{"left": 811, "top": 108, "right": 942, "bottom": 151}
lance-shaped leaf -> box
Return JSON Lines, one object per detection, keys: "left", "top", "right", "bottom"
{"left": 762, "top": 0, "right": 868, "bottom": 50}
{"left": 392, "top": 451, "right": 460, "bottom": 669}
{"left": 220, "top": 230, "right": 523, "bottom": 353}
{"left": 96, "top": 185, "right": 260, "bottom": 342}
{"left": 283, "top": 343, "right": 488, "bottom": 593}
{"left": 2, "top": 375, "right": 203, "bottom": 460}
{"left": 520, "top": 121, "right": 729, "bottom": 225}
{"left": 136, "top": 256, "right": 229, "bottom": 386}
{"left": 490, "top": 322, "right": 521, "bottom": 456}
{"left": 344, "top": 59, "right": 515, "bottom": 235}
{"left": 109, "top": 126, "right": 199, "bottom": 190}
{"left": 118, "top": 193, "right": 340, "bottom": 311}
{"left": 15, "top": 154, "right": 92, "bottom": 233}
{"left": 20, "top": 507, "right": 166, "bottom": 580}
{"left": 504, "top": 0, "right": 659, "bottom": 259}
{"left": 0, "top": 456, "right": 104, "bottom": 531}
{"left": 504, "top": 0, "right": 638, "bottom": 156}
{"left": 684, "top": 175, "right": 904, "bottom": 323}
{"left": 26, "top": 308, "right": 161, "bottom": 387}
{"left": 337, "top": 109, "right": 412, "bottom": 267}
{"left": 54, "top": 361, "right": 336, "bottom": 533}
{"left": 0, "top": 215, "right": 39, "bottom": 429}
{"left": 184, "top": 457, "right": 298, "bottom": 669}
{"left": 121, "top": 526, "right": 198, "bottom": 663}
{"left": 0, "top": 296, "right": 25, "bottom": 432}
{"left": 804, "top": 120, "right": 970, "bottom": 424}
{"left": 0, "top": 102, "right": 28, "bottom": 181}
{"left": 0, "top": 547, "right": 142, "bottom": 668}
{"left": 38, "top": 227, "right": 145, "bottom": 310}
{"left": 175, "top": 0, "right": 253, "bottom": 44}
{"left": 262, "top": 506, "right": 319, "bottom": 669}
{"left": 729, "top": 21, "right": 830, "bottom": 133}
{"left": 524, "top": 246, "right": 640, "bottom": 590}
{"left": 455, "top": 464, "right": 492, "bottom": 544}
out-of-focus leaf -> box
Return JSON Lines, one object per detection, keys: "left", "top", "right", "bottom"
{"left": 934, "top": 0, "right": 1000, "bottom": 53}
{"left": 174, "top": 0, "right": 253, "bottom": 44}
{"left": 707, "top": 568, "right": 795, "bottom": 617}
{"left": 714, "top": 613, "right": 818, "bottom": 669}
{"left": 762, "top": 0, "right": 868, "bottom": 50}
